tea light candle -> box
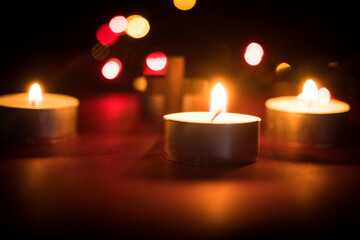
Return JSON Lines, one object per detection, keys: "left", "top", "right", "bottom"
{"left": 164, "top": 83, "right": 261, "bottom": 166}
{"left": 265, "top": 79, "right": 350, "bottom": 147}
{"left": 0, "top": 83, "right": 79, "bottom": 143}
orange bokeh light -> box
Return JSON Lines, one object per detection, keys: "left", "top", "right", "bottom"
{"left": 275, "top": 62, "right": 291, "bottom": 73}
{"left": 244, "top": 42, "right": 264, "bottom": 66}
{"left": 102, "top": 58, "right": 122, "bottom": 80}
{"left": 173, "top": 0, "right": 197, "bottom": 11}
{"left": 125, "top": 15, "right": 150, "bottom": 39}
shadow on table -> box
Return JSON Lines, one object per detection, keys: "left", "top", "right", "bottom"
{"left": 130, "top": 131, "right": 360, "bottom": 182}
{"left": 0, "top": 139, "right": 78, "bottom": 159}
{"left": 128, "top": 138, "right": 276, "bottom": 182}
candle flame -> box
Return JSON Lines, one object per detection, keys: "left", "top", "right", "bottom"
{"left": 28, "top": 83, "right": 42, "bottom": 106}
{"left": 210, "top": 83, "right": 227, "bottom": 113}
{"left": 318, "top": 87, "right": 331, "bottom": 105}
{"left": 302, "top": 79, "right": 318, "bottom": 101}
{"left": 298, "top": 80, "right": 331, "bottom": 106}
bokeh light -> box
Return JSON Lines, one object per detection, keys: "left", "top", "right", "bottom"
{"left": 133, "top": 76, "right": 148, "bottom": 92}
{"left": 146, "top": 52, "right": 168, "bottom": 71}
{"left": 173, "top": 0, "right": 197, "bottom": 11}
{"left": 109, "top": 15, "right": 128, "bottom": 34}
{"left": 275, "top": 62, "right": 291, "bottom": 73}
{"left": 125, "top": 15, "right": 150, "bottom": 39}
{"left": 102, "top": 58, "right": 122, "bottom": 80}
{"left": 92, "top": 42, "right": 110, "bottom": 61}
{"left": 318, "top": 87, "right": 331, "bottom": 105}
{"left": 244, "top": 42, "right": 264, "bottom": 66}
{"left": 96, "top": 24, "right": 119, "bottom": 46}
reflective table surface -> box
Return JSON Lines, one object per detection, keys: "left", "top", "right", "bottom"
{"left": 1, "top": 94, "right": 359, "bottom": 238}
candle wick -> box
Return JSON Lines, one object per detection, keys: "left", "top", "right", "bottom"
{"left": 29, "top": 99, "right": 41, "bottom": 107}
{"left": 210, "top": 110, "right": 222, "bottom": 123}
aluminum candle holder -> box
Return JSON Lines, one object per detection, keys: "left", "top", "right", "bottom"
{"left": 164, "top": 112, "right": 260, "bottom": 166}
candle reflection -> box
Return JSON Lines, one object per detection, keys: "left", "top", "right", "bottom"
{"left": 192, "top": 183, "right": 238, "bottom": 230}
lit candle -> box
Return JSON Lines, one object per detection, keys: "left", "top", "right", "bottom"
{"left": 265, "top": 79, "right": 350, "bottom": 147}
{"left": 163, "top": 83, "right": 261, "bottom": 166}
{"left": 0, "top": 83, "right": 79, "bottom": 143}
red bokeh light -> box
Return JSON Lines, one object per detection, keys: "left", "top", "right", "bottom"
{"left": 96, "top": 24, "right": 119, "bottom": 46}
{"left": 144, "top": 51, "right": 167, "bottom": 75}
{"left": 102, "top": 58, "right": 122, "bottom": 80}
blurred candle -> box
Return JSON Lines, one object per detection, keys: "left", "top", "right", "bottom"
{"left": 265, "top": 79, "right": 350, "bottom": 147}
{"left": 0, "top": 83, "right": 79, "bottom": 143}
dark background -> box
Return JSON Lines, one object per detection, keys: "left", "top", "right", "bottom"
{"left": 1, "top": 0, "right": 359, "bottom": 99}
